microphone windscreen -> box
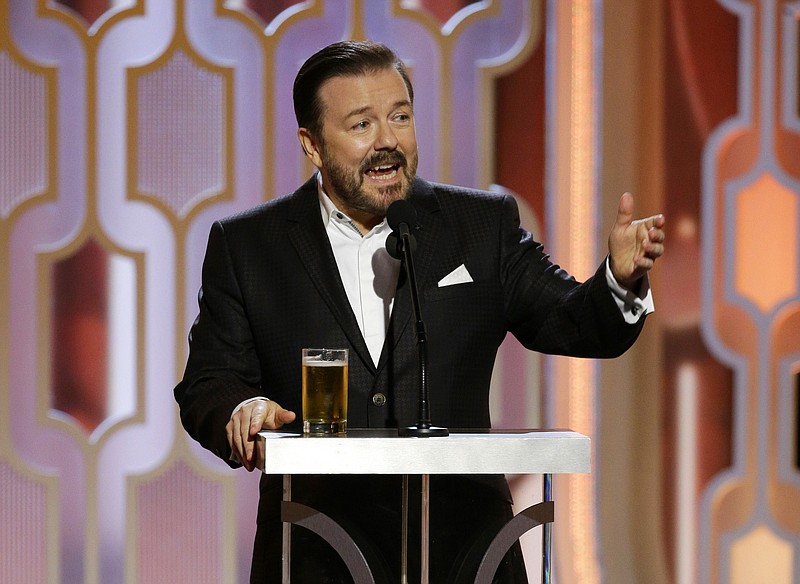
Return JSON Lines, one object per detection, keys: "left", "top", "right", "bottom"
{"left": 385, "top": 233, "right": 402, "bottom": 259}
{"left": 386, "top": 199, "right": 417, "bottom": 231}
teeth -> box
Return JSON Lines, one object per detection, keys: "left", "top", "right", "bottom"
{"left": 368, "top": 168, "right": 397, "bottom": 180}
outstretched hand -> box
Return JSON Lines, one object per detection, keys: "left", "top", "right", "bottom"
{"left": 226, "top": 399, "right": 296, "bottom": 472}
{"left": 608, "top": 193, "right": 665, "bottom": 290}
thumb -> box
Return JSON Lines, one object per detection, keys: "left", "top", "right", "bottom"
{"left": 277, "top": 408, "right": 297, "bottom": 425}
{"left": 615, "top": 192, "right": 634, "bottom": 229}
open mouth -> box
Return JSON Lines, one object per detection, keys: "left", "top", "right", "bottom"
{"left": 365, "top": 163, "right": 401, "bottom": 181}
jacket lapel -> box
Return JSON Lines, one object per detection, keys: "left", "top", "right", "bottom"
{"left": 286, "top": 178, "right": 376, "bottom": 373}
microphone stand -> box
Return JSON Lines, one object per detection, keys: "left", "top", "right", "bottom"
{"left": 396, "top": 227, "right": 448, "bottom": 438}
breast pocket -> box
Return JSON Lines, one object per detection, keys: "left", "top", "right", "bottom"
{"left": 425, "top": 282, "right": 485, "bottom": 302}
{"left": 423, "top": 282, "right": 502, "bottom": 311}
{"left": 422, "top": 282, "right": 506, "bottom": 354}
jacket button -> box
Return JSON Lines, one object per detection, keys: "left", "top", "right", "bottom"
{"left": 372, "top": 393, "right": 387, "bottom": 407}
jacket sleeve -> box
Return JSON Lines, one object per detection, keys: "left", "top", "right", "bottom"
{"left": 499, "top": 194, "right": 645, "bottom": 358}
{"left": 174, "top": 221, "right": 263, "bottom": 466}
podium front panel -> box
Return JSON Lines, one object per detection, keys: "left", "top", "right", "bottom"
{"left": 258, "top": 429, "right": 589, "bottom": 475}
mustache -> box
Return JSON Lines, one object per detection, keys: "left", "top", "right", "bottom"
{"left": 360, "top": 151, "right": 407, "bottom": 172}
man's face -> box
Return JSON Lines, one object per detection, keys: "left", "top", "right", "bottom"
{"left": 299, "top": 68, "right": 418, "bottom": 226}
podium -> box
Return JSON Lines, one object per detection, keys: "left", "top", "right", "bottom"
{"left": 259, "top": 429, "right": 590, "bottom": 583}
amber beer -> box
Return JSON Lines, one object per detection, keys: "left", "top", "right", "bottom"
{"left": 301, "top": 348, "right": 348, "bottom": 435}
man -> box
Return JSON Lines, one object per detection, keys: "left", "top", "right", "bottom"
{"left": 175, "top": 41, "right": 665, "bottom": 583}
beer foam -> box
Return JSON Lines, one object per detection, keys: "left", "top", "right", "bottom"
{"left": 303, "top": 358, "right": 347, "bottom": 366}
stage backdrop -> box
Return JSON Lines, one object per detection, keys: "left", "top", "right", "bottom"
{"left": 1, "top": 1, "right": 798, "bottom": 583}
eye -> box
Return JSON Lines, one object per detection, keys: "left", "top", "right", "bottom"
{"left": 352, "top": 120, "right": 370, "bottom": 131}
{"left": 392, "top": 112, "right": 412, "bottom": 124}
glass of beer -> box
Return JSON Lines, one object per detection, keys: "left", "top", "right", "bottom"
{"left": 301, "top": 348, "right": 348, "bottom": 435}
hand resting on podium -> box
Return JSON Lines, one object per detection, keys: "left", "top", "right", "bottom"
{"left": 226, "top": 397, "right": 296, "bottom": 472}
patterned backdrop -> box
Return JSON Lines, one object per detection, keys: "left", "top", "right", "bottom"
{"left": 1, "top": 0, "right": 798, "bottom": 583}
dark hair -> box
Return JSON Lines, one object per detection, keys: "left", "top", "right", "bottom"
{"left": 293, "top": 40, "right": 414, "bottom": 138}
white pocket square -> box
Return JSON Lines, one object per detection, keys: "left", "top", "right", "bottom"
{"left": 438, "top": 264, "right": 473, "bottom": 287}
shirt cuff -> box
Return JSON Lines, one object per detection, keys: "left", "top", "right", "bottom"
{"left": 605, "top": 258, "right": 655, "bottom": 324}
{"left": 231, "top": 396, "right": 269, "bottom": 417}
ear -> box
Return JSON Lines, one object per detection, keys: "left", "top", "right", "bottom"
{"left": 297, "top": 128, "right": 323, "bottom": 168}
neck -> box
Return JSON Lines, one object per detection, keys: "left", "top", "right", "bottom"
{"left": 348, "top": 211, "right": 383, "bottom": 234}
{"left": 325, "top": 192, "right": 384, "bottom": 234}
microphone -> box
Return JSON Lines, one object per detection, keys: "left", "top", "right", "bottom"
{"left": 385, "top": 200, "right": 417, "bottom": 259}
{"left": 385, "top": 200, "right": 448, "bottom": 438}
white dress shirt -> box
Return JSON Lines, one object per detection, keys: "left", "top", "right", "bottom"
{"left": 318, "top": 187, "right": 400, "bottom": 366}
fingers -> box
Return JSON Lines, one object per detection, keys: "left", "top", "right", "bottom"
{"left": 243, "top": 401, "right": 268, "bottom": 470}
{"left": 226, "top": 399, "right": 296, "bottom": 472}
{"left": 226, "top": 408, "right": 251, "bottom": 470}
{"left": 649, "top": 223, "right": 665, "bottom": 243}
{"left": 641, "top": 220, "right": 666, "bottom": 257}
{"left": 652, "top": 213, "right": 666, "bottom": 229}
{"left": 225, "top": 414, "right": 243, "bottom": 465}
{"left": 640, "top": 213, "right": 666, "bottom": 233}
{"left": 249, "top": 400, "right": 268, "bottom": 436}
{"left": 260, "top": 402, "right": 296, "bottom": 430}
{"left": 275, "top": 408, "right": 297, "bottom": 426}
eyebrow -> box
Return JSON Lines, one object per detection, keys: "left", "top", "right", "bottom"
{"left": 344, "top": 100, "right": 413, "bottom": 119}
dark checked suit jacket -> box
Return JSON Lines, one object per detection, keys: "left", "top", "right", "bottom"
{"left": 174, "top": 175, "right": 646, "bottom": 579}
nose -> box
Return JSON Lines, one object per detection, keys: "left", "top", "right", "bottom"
{"left": 374, "top": 121, "right": 399, "bottom": 150}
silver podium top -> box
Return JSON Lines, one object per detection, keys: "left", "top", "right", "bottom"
{"left": 257, "top": 429, "right": 590, "bottom": 475}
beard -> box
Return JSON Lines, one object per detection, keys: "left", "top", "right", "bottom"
{"left": 321, "top": 148, "right": 418, "bottom": 217}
